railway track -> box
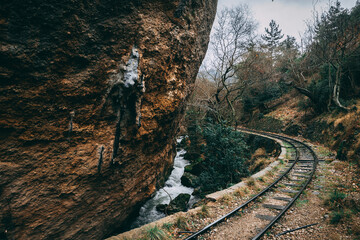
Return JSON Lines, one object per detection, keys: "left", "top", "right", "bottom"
{"left": 184, "top": 128, "right": 318, "bottom": 240}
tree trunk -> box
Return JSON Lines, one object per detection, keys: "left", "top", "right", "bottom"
{"left": 225, "top": 94, "right": 236, "bottom": 127}
{"left": 291, "top": 84, "right": 315, "bottom": 102}
{"left": 327, "top": 64, "right": 332, "bottom": 111}
{"left": 332, "top": 66, "right": 349, "bottom": 110}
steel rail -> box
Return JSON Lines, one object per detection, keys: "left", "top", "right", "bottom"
{"left": 251, "top": 130, "right": 318, "bottom": 240}
{"left": 184, "top": 129, "right": 302, "bottom": 240}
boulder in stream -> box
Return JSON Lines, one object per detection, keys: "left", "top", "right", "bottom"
{"left": 181, "top": 172, "right": 198, "bottom": 188}
{"left": 184, "top": 161, "right": 205, "bottom": 175}
{"left": 156, "top": 193, "right": 191, "bottom": 215}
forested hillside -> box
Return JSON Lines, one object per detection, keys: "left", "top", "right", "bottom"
{"left": 186, "top": 1, "right": 360, "bottom": 165}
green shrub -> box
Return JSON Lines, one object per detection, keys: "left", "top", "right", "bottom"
{"left": 184, "top": 110, "right": 203, "bottom": 162}
{"left": 162, "top": 223, "right": 173, "bottom": 232}
{"left": 196, "top": 121, "right": 250, "bottom": 192}
{"left": 325, "top": 189, "right": 346, "bottom": 210}
{"left": 329, "top": 210, "right": 351, "bottom": 224}
{"left": 336, "top": 141, "right": 346, "bottom": 160}
{"left": 330, "top": 210, "right": 344, "bottom": 224}
{"left": 143, "top": 226, "right": 169, "bottom": 240}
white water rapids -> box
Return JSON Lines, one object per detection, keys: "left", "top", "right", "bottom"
{"left": 130, "top": 138, "right": 197, "bottom": 229}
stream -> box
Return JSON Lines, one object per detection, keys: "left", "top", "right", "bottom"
{"left": 130, "top": 137, "right": 197, "bottom": 229}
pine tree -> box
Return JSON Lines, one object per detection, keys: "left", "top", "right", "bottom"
{"left": 282, "top": 35, "right": 297, "bottom": 50}
{"left": 261, "top": 20, "right": 284, "bottom": 49}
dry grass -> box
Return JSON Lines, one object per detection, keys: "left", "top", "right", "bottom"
{"left": 246, "top": 177, "right": 257, "bottom": 188}
{"left": 332, "top": 161, "right": 347, "bottom": 171}
{"left": 350, "top": 215, "right": 360, "bottom": 237}
{"left": 327, "top": 232, "right": 342, "bottom": 240}
{"left": 333, "top": 112, "right": 357, "bottom": 130}
{"left": 219, "top": 194, "right": 234, "bottom": 205}
{"left": 248, "top": 157, "right": 272, "bottom": 173}
{"left": 142, "top": 225, "right": 170, "bottom": 240}
{"left": 233, "top": 187, "right": 246, "bottom": 198}
{"left": 196, "top": 205, "right": 210, "bottom": 218}
{"left": 175, "top": 216, "right": 189, "bottom": 231}
{"left": 263, "top": 175, "right": 271, "bottom": 183}
{"left": 252, "top": 148, "right": 267, "bottom": 158}
{"left": 266, "top": 169, "right": 275, "bottom": 177}
{"left": 354, "top": 135, "right": 360, "bottom": 151}
{"left": 317, "top": 146, "right": 334, "bottom": 158}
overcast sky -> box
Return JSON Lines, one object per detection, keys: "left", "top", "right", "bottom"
{"left": 217, "top": 0, "right": 358, "bottom": 41}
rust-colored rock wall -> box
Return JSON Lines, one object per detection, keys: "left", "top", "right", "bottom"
{"left": 0, "top": 0, "right": 217, "bottom": 239}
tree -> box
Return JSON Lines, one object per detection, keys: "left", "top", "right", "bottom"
{"left": 202, "top": 4, "right": 257, "bottom": 126}
{"left": 237, "top": 45, "right": 278, "bottom": 120}
{"left": 261, "top": 20, "right": 284, "bottom": 50}
{"left": 282, "top": 35, "right": 297, "bottom": 50}
{"left": 310, "top": 1, "right": 359, "bottom": 110}
{"left": 286, "top": 1, "right": 360, "bottom": 112}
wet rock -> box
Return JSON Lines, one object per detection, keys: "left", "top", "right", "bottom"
{"left": 0, "top": 0, "right": 217, "bottom": 239}
{"left": 184, "top": 161, "right": 205, "bottom": 175}
{"left": 156, "top": 193, "right": 191, "bottom": 215}
{"left": 181, "top": 172, "right": 198, "bottom": 188}
{"left": 177, "top": 137, "right": 188, "bottom": 148}
{"left": 156, "top": 204, "right": 168, "bottom": 213}
{"left": 183, "top": 152, "right": 201, "bottom": 161}
{"left": 192, "top": 187, "right": 202, "bottom": 197}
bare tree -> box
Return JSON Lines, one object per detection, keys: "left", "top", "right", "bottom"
{"left": 202, "top": 4, "right": 257, "bottom": 126}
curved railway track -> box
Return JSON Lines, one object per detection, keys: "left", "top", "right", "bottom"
{"left": 184, "top": 128, "right": 318, "bottom": 240}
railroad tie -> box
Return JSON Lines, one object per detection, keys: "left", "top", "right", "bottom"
{"left": 256, "top": 214, "right": 275, "bottom": 221}
{"left": 284, "top": 183, "right": 300, "bottom": 187}
{"left": 289, "top": 179, "right": 302, "bottom": 182}
{"left": 263, "top": 204, "right": 285, "bottom": 210}
{"left": 289, "top": 160, "right": 314, "bottom": 162}
{"left": 293, "top": 169, "right": 312, "bottom": 172}
{"left": 273, "top": 196, "right": 293, "bottom": 202}
{"left": 298, "top": 164, "right": 313, "bottom": 167}
{"left": 295, "top": 167, "right": 313, "bottom": 170}
{"left": 293, "top": 170, "right": 311, "bottom": 174}
{"left": 292, "top": 174, "right": 308, "bottom": 178}
{"left": 280, "top": 189, "right": 299, "bottom": 193}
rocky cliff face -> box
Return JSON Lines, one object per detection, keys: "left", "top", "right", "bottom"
{"left": 0, "top": 0, "right": 217, "bottom": 239}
